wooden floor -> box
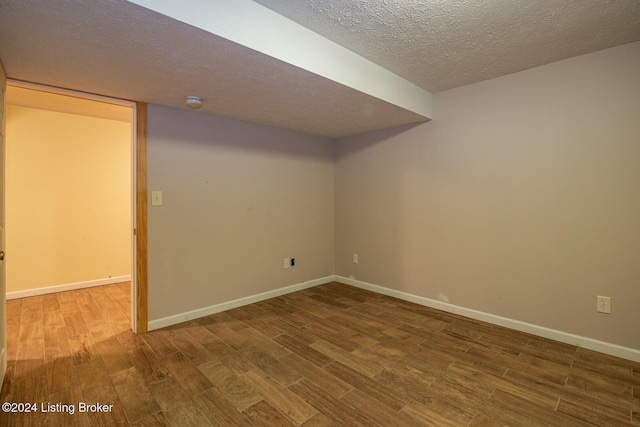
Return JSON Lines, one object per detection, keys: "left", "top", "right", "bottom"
{"left": 1, "top": 282, "right": 638, "bottom": 426}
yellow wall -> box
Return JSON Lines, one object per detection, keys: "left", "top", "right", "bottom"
{"left": 6, "top": 104, "right": 131, "bottom": 292}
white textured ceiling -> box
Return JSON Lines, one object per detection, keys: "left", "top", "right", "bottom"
{"left": 1, "top": 1, "right": 639, "bottom": 138}
{"left": 254, "top": 0, "right": 640, "bottom": 92}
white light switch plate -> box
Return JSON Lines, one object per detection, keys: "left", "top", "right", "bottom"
{"left": 151, "top": 190, "right": 163, "bottom": 206}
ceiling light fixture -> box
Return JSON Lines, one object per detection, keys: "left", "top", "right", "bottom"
{"left": 185, "top": 95, "right": 203, "bottom": 109}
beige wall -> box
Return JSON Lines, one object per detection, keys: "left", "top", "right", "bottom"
{"left": 335, "top": 42, "right": 640, "bottom": 350}
{"left": 6, "top": 105, "right": 131, "bottom": 292}
{"left": 147, "top": 105, "right": 335, "bottom": 321}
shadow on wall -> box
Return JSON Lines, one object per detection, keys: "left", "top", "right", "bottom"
{"left": 334, "top": 120, "right": 434, "bottom": 293}
{"left": 150, "top": 106, "right": 333, "bottom": 161}
{"left": 334, "top": 121, "right": 426, "bottom": 159}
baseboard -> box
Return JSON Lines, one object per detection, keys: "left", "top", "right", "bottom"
{"left": 148, "top": 275, "right": 337, "bottom": 331}
{"left": 336, "top": 276, "right": 640, "bottom": 363}
{"left": 0, "top": 348, "right": 6, "bottom": 390}
{"left": 6, "top": 275, "right": 132, "bottom": 300}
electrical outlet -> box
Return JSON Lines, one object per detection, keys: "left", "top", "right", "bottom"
{"left": 353, "top": 253, "right": 359, "bottom": 264}
{"left": 291, "top": 258, "right": 296, "bottom": 267}
{"left": 596, "top": 295, "right": 611, "bottom": 314}
{"left": 284, "top": 258, "right": 290, "bottom": 269}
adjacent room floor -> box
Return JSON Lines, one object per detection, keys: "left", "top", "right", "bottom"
{"left": 1, "top": 281, "right": 638, "bottom": 426}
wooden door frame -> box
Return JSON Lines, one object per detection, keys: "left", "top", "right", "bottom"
{"left": 0, "top": 60, "right": 7, "bottom": 388}
{"left": 5, "top": 80, "right": 148, "bottom": 333}
{"left": 135, "top": 102, "right": 148, "bottom": 333}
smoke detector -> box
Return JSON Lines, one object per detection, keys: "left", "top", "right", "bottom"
{"left": 185, "top": 96, "right": 203, "bottom": 109}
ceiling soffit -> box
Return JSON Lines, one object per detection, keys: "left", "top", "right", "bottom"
{"left": 0, "top": 0, "right": 432, "bottom": 138}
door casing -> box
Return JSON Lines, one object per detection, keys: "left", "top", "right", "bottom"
{"left": 0, "top": 60, "right": 7, "bottom": 388}
{"left": 4, "top": 80, "right": 147, "bottom": 334}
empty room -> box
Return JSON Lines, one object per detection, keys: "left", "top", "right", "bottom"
{"left": 0, "top": 1, "right": 639, "bottom": 426}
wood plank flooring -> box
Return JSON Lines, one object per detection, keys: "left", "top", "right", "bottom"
{"left": 1, "top": 281, "right": 639, "bottom": 426}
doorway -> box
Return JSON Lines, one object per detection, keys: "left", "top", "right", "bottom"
{"left": 4, "top": 82, "right": 140, "bottom": 332}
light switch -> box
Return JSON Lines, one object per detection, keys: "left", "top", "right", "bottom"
{"left": 151, "top": 191, "right": 163, "bottom": 206}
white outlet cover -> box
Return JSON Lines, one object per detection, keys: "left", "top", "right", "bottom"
{"left": 596, "top": 295, "right": 611, "bottom": 314}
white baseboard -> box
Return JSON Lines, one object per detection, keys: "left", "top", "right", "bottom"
{"left": 148, "top": 276, "right": 337, "bottom": 331}
{"left": 336, "top": 276, "right": 640, "bottom": 363}
{"left": 6, "top": 275, "right": 132, "bottom": 300}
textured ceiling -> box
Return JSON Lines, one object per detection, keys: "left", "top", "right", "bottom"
{"left": 254, "top": 0, "right": 640, "bottom": 92}
{"left": 0, "top": 0, "right": 426, "bottom": 138}
{"left": 1, "top": 0, "right": 639, "bottom": 138}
